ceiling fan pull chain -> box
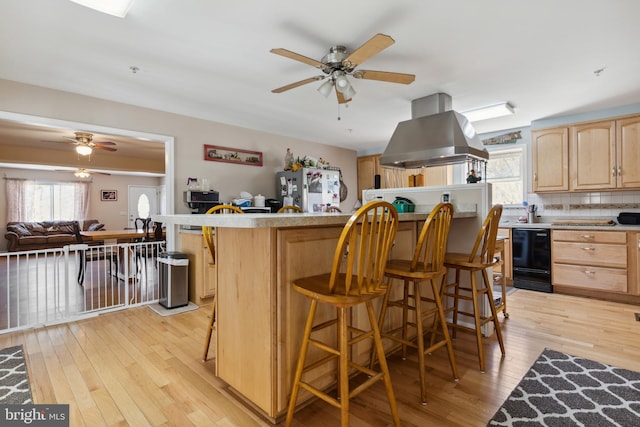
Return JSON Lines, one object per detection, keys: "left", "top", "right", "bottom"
{"left": 337, "top": 103, "right": 341, "bottom": 121}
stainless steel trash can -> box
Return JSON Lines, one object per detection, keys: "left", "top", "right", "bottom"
{"left": 158, "top": 251, "right": 189, "bottom": 309}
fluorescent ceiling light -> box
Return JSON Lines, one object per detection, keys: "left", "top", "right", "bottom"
{"left": 69, "top": 0, "right": 135, "bottom": 18}
{"left": 462, "top": 102, "right": 515, "bottom": 122}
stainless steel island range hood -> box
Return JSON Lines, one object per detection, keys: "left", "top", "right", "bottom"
{"left": 380, "top": 93, "right": 489, "bottom": 168}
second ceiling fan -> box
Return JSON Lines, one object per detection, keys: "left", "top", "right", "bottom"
{"left": 270, "top": 33, "right": 415, "bottom": 104}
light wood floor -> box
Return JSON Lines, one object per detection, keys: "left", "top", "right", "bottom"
{"left": 1, "top": 289, "right": 639, "bottom": 426}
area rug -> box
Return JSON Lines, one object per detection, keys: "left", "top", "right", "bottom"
{"left": 147, "top": 301, "right": 199, "bottom": 317}
{"left": 488, "top": 348, "right": 640, "bottom": 426}
{"left": 0, "top": 345, "right": 33, "bottom": 404}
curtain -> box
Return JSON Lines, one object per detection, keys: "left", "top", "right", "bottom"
{"left": 5, "top": 178, "right": 27, "bottom": 222}
{"left": 5, "top": 178, "right": 91, "bottom": 222}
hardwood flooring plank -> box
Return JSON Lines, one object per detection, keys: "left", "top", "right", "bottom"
{"left": 4, "top": 289, "right": 639, "bottom": 427}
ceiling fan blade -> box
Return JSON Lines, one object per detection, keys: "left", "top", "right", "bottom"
{"left": 42, "top": 139, "right": 75, "bottom": 145}
{"left": 352, "top": 70, "right": 415, "bottom": 84}
{"left": 271, "top": 76, "right": 325, "bottom": 93}
{"left": 94, "top": 146, "right": 118, "bottom": 152}
{"left": 343, "top": 33, "right": 395, "bottom": 68}
{"left": 270, "top": 48, "right": 325, "bottom": 69}
{"left": 335, "top": 87, "right": 351, "bottom": 104}
{"left": 94, "top": 141, "right": 116, "bottom": 146}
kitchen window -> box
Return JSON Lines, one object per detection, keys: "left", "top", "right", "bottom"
{"left": 486, "top": 147, "right": 525, "bottom": 206}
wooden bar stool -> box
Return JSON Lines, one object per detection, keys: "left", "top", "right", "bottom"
{"left": 442, "top": 204, "right": 505, "bottom": 372}
{"left": 202, "top": 204, "right": 244, "bottom": 362}
{"left": 286, "top": 201, "right": 400, "bottom": 427}
{"left": 277, "top": 205, "right": 303, "bottom": 213}
{"left": 372, "top": 202, "right": 457, "bottom": 405}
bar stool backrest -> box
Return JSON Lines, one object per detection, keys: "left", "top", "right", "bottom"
{"left": 410, "top": 202, "right": 454, "bottom": 272}
{"left": 328, "top": 200, "right": 398, "bottom": 296}
{"left": 202, "top": 205, "right": 244, "bottom": 263}
{"left": 467, "top": 204, "right": 503, "bottom": 265}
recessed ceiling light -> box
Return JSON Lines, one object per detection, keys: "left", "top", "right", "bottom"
{"left": 462, "top": 102, "right": 515, "bottom": 122}
{"left": 69, "top": 0, "right": 135, "bottom": 18}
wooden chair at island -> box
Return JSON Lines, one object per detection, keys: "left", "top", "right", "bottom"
{"left": 285, "top": 200, "right": 401, "bottom": 427}
{"left": 371, "top": 202, "right": 457, "bottom": 405}
{"left": 277, "top": 205, "right": 303, "bottom": 213}
{"left": 442, "top": 204, "right": 505, "bottom": 373}
{"left": 202, "top": 204, "right": 244, "bottom": 362}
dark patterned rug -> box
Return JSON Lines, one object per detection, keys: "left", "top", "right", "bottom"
{"left": 0, "top": 345, "right": 33, "bottom": 404}
{"left": 488, "top": 349, "right": 640, "bottom": 426}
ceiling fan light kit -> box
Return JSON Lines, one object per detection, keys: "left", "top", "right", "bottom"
{"left": 76, "top": 145, "right": 93, "bottom": 156}
{"left": 74, "top": 168, "right": 91, "bottom": 178}
{"left": 271, "top": 33, "right": 415, "bottom": 105}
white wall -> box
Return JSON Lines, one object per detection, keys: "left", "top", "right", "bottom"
{"left": 0, "top": 79, "right": 359, "bottom": 229}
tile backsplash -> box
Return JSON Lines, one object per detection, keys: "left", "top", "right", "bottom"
{"left": 502, "top": 190, "right": 640, "bottom": 222}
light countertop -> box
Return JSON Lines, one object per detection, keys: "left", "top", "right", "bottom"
{"left": 157, "top": 210, "right": 477, "bottom": 229}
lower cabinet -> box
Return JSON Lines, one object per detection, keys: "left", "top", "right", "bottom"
{"left": 552, "top": 230, "right": 629, "bottom": 295}
{"left": 180, "top": 231, "right": 216, "bottom": 304}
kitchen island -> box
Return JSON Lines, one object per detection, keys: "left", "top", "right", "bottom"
{"left": 155, "top": 209, "right": 478, "bottom": 422}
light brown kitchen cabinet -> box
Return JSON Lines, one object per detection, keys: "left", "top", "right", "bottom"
{"left": 357, "top": 154, "right": 451, "bottom": 197}
{"left": 180, "top": 231, "right": 216, "bottom": 304}
{"left": 570, "top": 120, "right": 617, "bottom": 190}
{"left": 357, "top": 154, "right": 381, "bottom": 197}
{"left": 531, "top": 127, "right": 569, "bottom": 192}
{"left": 616, "top": 116, "right": 640, "bottom": 188}
{"left": 552, "top": 230, "right": 628, "bottom": 294}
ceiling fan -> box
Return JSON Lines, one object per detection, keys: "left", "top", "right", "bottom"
{"left": 270, "top": 33, "right": 415, "bottom": 104}
{"left": 72, "top": 168, "right": 111, "bottom": 178}
{"left": 54, "top": 167, "right": 111, "bottom": 178}
{"left": 43, "top": 131, "right": 117, "bottom": 156}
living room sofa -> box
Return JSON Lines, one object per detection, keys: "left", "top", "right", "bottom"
{"left": 5, "top": 219, "right": 104, "bottom": 252}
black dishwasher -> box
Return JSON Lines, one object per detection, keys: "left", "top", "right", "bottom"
{"left": 512, "top": 228, "right": 552, "bottom": 293}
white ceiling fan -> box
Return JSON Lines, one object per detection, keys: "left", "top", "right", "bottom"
{"left": 270, "top": 33, "right": 415, "bottom": 104}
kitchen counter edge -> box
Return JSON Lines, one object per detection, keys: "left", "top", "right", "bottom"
{"left": 156, "top": 211, "right": 477, "bottom": 229}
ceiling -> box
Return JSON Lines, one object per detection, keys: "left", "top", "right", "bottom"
{"left": 1, "top": 0, "right": 640, "bottom": 156}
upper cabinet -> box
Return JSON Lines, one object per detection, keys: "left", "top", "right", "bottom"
{"left": 357, "top": 154, "right": 451, "bottom": 198}
{"left": 357, "top": 154, "right": 381, "bottom": 198}
{"left": 533, "top": 114, "right": 640, "bottom": 193}
{"left": 531, "top": 127, "right": 569, "bottom": 192}
{"left": 617, "top": 116, "right": 640, "bottom": 189}
{"left": 570, "top": 120, "right": 616, "bottom": 190}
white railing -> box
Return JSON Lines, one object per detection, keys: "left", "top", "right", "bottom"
{"left": 0, "top": 241, "right": 164, "bottom": 334}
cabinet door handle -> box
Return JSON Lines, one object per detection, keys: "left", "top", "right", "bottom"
{"left": 533, "top": 172, "right": 537, "bottom": 182}
{"left": 611, "top": 167, "right": 616, "bottom": 177}
{"left": 617, "top": 166, "right": 621, "bottom": 176}
{"left": 581, "top": 247, "right": 596, "bottom": 251}
{"left": 583, "top": 270, "right": 596, "bottom": 275}
{"left": 580, "top": 234, "right": 594, "bottom": 239}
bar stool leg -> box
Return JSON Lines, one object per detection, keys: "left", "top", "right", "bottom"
{"left": 202, "top": 296, "right": 216, "bottom": 362}
{"left": 469, "top": 272, "right": 486, "bottom": 372}
{"left": 366, "top": 301, "right": 401, "bottom": 426}
{"left": 286, "top": 300, "right": 318, "bottom": 427}
{"left": 482, "top": 269, "right": 506, "bottom": 355}
{"left": 413, "top": 281, "right": 428, "bottom": 404}
{"left": 338, "top": 306, "right": 349, "bottom": 427}
{"left": 429, "top": 276, "right": 459, "bottom": 382}
{"left": 401, "top": 279, "right": 410, "bottom": 359}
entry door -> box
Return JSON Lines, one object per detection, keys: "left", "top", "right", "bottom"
{"left": 128, "top": 186, "right": 159, "bottom": 228}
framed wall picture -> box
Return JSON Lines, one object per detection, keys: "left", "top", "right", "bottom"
{"left": 101, "top": 190, "right": 118, "bottom": 201}
{"left": 204, "top": 144, "right": 263, "bottom": 166}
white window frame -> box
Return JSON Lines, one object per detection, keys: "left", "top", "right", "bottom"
{"left": 485, "top": 145, "right": 526, "bottom": 207}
